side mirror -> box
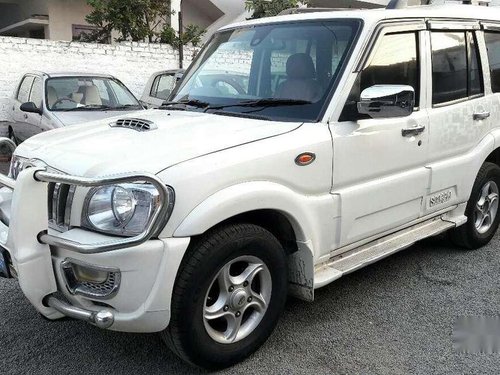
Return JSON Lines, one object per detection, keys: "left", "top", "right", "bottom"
{"left": 358, "top": 85, "right": 415, "bottom": 119}
{"left": 20, "top": 102, "right": 42, "bottom": 115}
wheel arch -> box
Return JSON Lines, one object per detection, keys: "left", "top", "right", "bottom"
{"left": 172, "top": 182, "right": 333, "bottom": 301}
{"left": 485, "top": 146, "right": 500, "bottom": 168}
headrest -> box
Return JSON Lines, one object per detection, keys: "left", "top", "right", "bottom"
{"left": 83, "top": 85, "right": 102, "bottom": 105}
{"left": 70, "top": 92, "right": 84, "bottom": 103}
{"left": 47, "top": 86, "right": 58, "bottom": 107}
{"left": 286, "top": 53, "right": 316, "bottom": 80}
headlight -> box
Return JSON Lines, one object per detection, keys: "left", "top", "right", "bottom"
{"left": 9, "top": 155, "right": 28, "bottom": 180}
{"left": 82, "top": 183, "right": 174, "bottom": 237}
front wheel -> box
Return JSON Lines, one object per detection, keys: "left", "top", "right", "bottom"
{"left": 162, "top": 224, "right": 288, "bottom": 370}
{"left": 450, "top": 162, "right": 500, "bottom": 249}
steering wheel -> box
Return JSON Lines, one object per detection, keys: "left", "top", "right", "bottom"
{"left": 52, "top": 97, "right": 77, "bottom": 108}
{"left": 211, "top": 78, "right": 246, "bottom": 95}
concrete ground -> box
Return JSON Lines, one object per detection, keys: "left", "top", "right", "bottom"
{"left": 1, "top": 233, "right": 500, "bottom": 374}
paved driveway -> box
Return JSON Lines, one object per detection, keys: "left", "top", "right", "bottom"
{"left": 1, "top": 235, "right": 500, "bottom": 374}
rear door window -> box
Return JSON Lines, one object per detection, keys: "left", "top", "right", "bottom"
{"left": 431, "top": 31, "right": 483, "bottom": 106}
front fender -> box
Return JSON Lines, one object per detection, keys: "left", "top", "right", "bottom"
{"left": 173, "top": 181, "right": 335, "bottom": 260}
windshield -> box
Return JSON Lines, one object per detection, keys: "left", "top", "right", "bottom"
{"left": 46, "top": 77, "right": 142, "bottom": 111}
{"left": 171, "top": 19, "right": 361, "bottom": 122}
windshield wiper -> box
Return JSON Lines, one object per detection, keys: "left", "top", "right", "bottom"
{"left": 112, "top": 104, "right": 143, "bottom": 110}
{"left": 61, "top": 104, "right": 112, "bottom": 111}
{"left": 160, "top": 99, "right": 210, "bottom": 110}
{"left": 205, "top": 98, "right": 312, "bottom": 112}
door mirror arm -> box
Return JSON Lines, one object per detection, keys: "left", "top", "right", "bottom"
{"left": 20, "top": 102, "right": 43, "bottom": 115}
{"left": 357, "top": 85, "right": 415, "bottom": 119}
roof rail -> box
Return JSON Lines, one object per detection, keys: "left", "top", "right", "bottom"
{"left": 279, "top": 0, "right": 493, "bottom": 15}
{"left": 387, "top": 0, "right": 491, "bottom": 8}
{"left": 278, "top": 8, "right": 346, "bottom": 15}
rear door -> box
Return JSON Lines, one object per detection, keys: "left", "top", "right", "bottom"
{"left": 424, "top": 22, "right": 491, "bottom": 215}
{"left": 331, "top": 22, "right": 430, "bottom": 249}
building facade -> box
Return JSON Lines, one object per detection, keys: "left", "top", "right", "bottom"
{"left": 0, "top": 0, "right": 94, "bottom": 41}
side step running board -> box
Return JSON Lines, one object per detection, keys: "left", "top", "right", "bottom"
{"left": 314, "top": 218, "right": 455, "bottom": 289}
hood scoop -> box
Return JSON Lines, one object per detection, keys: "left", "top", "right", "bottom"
{"left": 110, "top": 118, "right": 157, "bottom": 132}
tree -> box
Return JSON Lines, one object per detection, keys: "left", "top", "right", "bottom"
{"left": 160, "top": 24, "right": 206, "bottom": 48}
{"left": 85, "top": 0, "right": 172, "bottom": 43}
{"left": 245, "top": 0, "right": 309, "bottom": 19}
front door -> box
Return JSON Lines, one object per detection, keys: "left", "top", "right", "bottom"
{"left": 23, "top": 76, "right": 44, "bottom": 140}
{"left": 331, "top": 26, "right": 430, "bottom": 249}
{"left": 12, "top": 75, "right": 35, "bottom": 142}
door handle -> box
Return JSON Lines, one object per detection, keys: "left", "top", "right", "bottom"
{"left": 402, "top": 125, "right": 426, "bottom": 137}
{"left": 23, "top": 114, "right": 28, "bottom": 119}
{"left": 473, "top": 111, "right": 490, "bottom": 121}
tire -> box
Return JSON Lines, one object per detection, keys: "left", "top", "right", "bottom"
{"left": 450, "top": 162, "right": 500, "bottom": 249}
{"left": 161, "top": 223, "right": 288, "bottom": 370}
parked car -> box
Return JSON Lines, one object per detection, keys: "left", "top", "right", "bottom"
{"left": 6, "top": 72, "right": 144, "bottom": 143}
{"left": 3, "top": 1, "right": 500, "bottom": 370}
{"left": 140, "top": 69, "right": 184, "bottom": 108}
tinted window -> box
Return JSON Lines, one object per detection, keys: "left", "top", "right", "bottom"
{"left": 469, "top": 33, "right": 483, "bottom": 96}
{"left": 431, "top": 32, "right": 468, "bottom": 105}
{"left": 17, "top": 76, "right": 34, "bottom": 103}
{"left": 361, "top": 33, "right": 419, "bottom": 104}
{"left": 340, "top": 32, "right": 419, "bottom": 121}
{"left": 431, "top": 31, "right": 483, "bottom": 105}
{"left": 29, "top": 77, "right": 43, "bottom": 108}
{"left": 485, "top": 31, "right": 500, "bottom": 92}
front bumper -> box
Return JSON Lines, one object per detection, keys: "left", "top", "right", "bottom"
{"left": 0, "top": 167, "right": 190, "bottom": 333}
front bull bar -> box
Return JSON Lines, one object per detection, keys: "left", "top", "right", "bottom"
{"left": 0, "top": 138, "right": 172, "bottom": 327}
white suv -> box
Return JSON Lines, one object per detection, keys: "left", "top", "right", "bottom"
{"left": 2, "top": 2, "right": 500, "bottom": 370}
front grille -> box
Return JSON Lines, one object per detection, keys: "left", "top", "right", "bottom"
{"left": 109, "top": 118, "right": 157, "bottom": 132}
{"left": 9, "top": 157, "right": 74, "bottom": 232}
{"left": 48, "top": 182, "right": 76, "bottom": 232}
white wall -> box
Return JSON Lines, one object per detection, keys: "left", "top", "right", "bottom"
{"left": 0, "top": 36, "right": 198, "bottom": 120}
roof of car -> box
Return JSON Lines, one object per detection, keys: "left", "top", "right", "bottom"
{"left": 220, "top": 4, "right": 500, "bottom": 31}
{"left": 26, "top": 71, "right": 116, "bottom": 79}
{"left": 151, "top": 69, "right": 184, "bottom": 75}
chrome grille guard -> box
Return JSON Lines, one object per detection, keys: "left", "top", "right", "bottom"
{"left": 0, "top": 167, "right": 170, "bottom": 254}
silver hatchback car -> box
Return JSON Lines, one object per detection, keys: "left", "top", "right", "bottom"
{"left": 6, "top": 72, "right": 144, "bottom": 144}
